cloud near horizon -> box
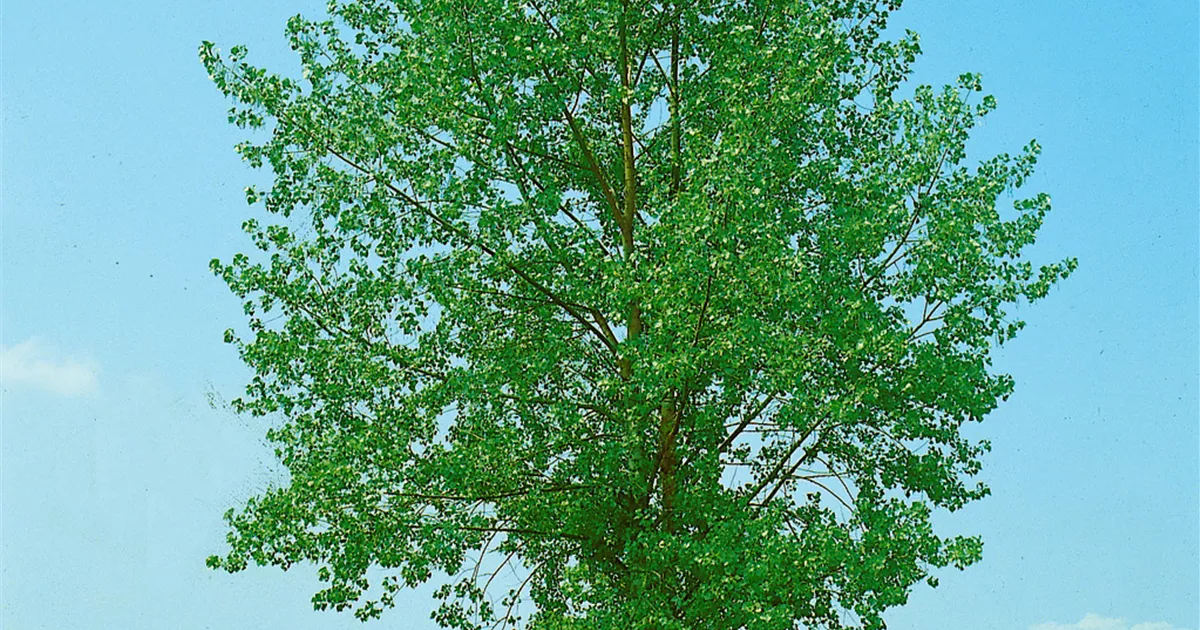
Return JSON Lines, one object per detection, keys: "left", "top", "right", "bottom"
{"left": 0, "top": 338, "right": 100, "bottom": 396}
{"left": 1031, "top": 613, "right": 1192, "bottom": 630}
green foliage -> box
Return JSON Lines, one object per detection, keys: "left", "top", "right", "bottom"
{"left": 200, "top": 0, "right": 1074, "bottom": 627}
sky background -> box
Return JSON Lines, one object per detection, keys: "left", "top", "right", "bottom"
{"left": 1, "top": 1, "right": 1196, "bottom": 629}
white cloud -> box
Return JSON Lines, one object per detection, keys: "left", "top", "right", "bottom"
{"left": 1031, "top": 614, "right": 1192, "bottom": 630}
{"left": 0, "top": 338, "right": 99, "bottom": 396}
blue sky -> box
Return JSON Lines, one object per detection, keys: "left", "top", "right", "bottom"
{"left": 1, "top": 1, "right": 1196, "bottom": 628}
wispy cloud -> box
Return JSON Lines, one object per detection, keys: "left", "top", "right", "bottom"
{"left": 0, "top": 338, "right": 99, "bottom": 396}
{"left": 1031, "top": 613, "right": 1192, "bottom": 630}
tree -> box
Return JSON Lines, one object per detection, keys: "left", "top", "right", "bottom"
{"left": 200, "top": 1, "right": 1074, "bottom": 627}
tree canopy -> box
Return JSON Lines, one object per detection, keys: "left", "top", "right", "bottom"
{"left": 200, "top": 0, "right": 1074, "bottom": 627}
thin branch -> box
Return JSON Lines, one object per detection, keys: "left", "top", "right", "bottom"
{"left": 717, "top": 394, "right": 776, "bottom": 454}
{"left": 745, "top": 418, "right": 826, "bottom": 505}
{"left": 495, "top": 559, "right": 548, "bottom": 630}
{"left": 384, "top": 483, "right": 593, "bottom": 504}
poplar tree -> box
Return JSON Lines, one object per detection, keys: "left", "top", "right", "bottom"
{"left": 200, "top": 1, "right": 1074, "bottom": 627}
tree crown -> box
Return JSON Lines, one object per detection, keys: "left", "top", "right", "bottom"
{"left": 200, "top": 1, "right": 1074, "bottom": 627}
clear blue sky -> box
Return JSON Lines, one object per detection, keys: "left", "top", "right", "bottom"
{"left": 1, "top": 1, "right": 1196, "bottom": 628}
